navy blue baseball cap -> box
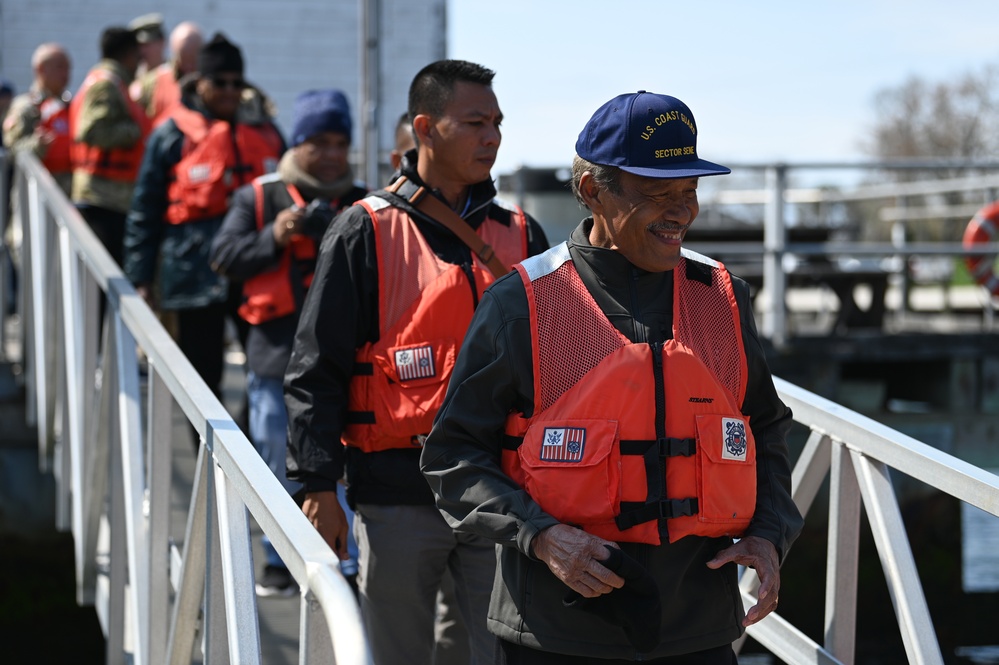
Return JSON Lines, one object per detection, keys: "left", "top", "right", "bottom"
{"left": 575, "top": 91, "right": 730, "bottom": 179}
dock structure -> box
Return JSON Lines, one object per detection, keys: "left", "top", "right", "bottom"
{"left": 2, "top": 150, "right": 999, "bottom": 663}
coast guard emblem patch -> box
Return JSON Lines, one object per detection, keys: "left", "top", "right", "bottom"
{"left": 540, "top": 427, "right": 586, "bottom": 463}
{"left": 395, "top": 345, "right": 435, "bottom": 380}
{"left": 721, "top": 418, "right": 748, "bottom": 461}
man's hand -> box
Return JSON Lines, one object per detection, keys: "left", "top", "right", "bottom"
{"left": 301, "top": 490, "right": 351, "bottom": 561}
{"left": 273, "top": 206, "right": 305, "bottom": 247}
{"left": 135, "top": 283, "right": 156, "bottom": 309}
{"left": 706, "top": 535, "right": 781, "bottom": 626}
{"left": 530, "top": 524, "right": 624, "bottom": 598}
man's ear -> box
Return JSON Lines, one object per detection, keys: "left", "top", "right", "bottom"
{"left": 579, "top": 171, "right": 604, "bottom": 214}
{"left": 412, "top": 114, "right": 434, "bottom": 149}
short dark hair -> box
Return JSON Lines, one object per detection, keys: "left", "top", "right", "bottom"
{"left": 570, "top": 156, "right": 623, "bottom": 208}
{"left": 101, "top": 27, "right": 138, "bottom": 61}
{"left": 408, "top": 59, "right": 495, "bottom": 120}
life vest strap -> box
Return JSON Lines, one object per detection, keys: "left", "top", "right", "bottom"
{"left": 619, "top": 437, "right": 696, "bottom": 457}
{"left": 346, "top": 411, "right": 375, "bottom": 424}
{"left": 616, "top": 498, "right": 699, "bottom": 530}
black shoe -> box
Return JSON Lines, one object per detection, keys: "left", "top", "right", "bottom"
{"left": 255, "top": 565, "right": 298, "bottom": 598}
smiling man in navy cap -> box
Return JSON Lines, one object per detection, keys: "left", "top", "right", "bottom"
{"left": 421, "top": 91, "right": 803, "bottom": 663}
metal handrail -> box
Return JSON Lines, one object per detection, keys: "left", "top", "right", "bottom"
{"left": 11, "top": 151, "right": 371, "bottom": 664}
{"left": 737, "top": 377, "right": 999, "bottom": 665}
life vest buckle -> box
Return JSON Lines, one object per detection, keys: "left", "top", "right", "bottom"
{"left": 656, "top": 437, "right": 696, "bottom": 457}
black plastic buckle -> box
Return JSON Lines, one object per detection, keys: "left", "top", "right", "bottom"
{"left": 657, "top": 437, "right": 696, "bottom": 457}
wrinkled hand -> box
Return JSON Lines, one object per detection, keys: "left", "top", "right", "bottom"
{"left": 302, "top": 491, "right": 351, "bottom": 561}
{"left": 531, "top": 524, "right": 624, "bottom": 598}
{"left": 273, "top": 207, "right": 305, "bottom": 247}
{"left": 706, "top": 535, "right": 780, "bottom": 626}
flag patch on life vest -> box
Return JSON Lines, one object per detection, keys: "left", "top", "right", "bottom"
{"left": 540, "top": 427, "right": 586, "bottom": 463}
{"left": 721, "top": 418, "right": 748, "bottom": 461}
{"left": 395, "top": 345, "right": 436, "bottom": 380}
{"left": 188, "top": 164, "right": 212, "bottom": 183}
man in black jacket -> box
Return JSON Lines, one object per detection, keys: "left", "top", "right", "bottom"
{"left": 421, "top": 91, "right": 803, "bottom": 663}
{"left": 210, "top": 89, "right": 366, "bottom": 597}
{"left": 284, "top": 60, "right": 548, "bottom": 664}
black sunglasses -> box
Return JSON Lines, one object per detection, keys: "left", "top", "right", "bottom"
{"left": 211, "top": 77, "right": 245, "bottom": 90}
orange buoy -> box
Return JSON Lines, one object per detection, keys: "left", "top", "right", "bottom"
{"left": 963, "top": 201, "right": 999, "bottom": 295}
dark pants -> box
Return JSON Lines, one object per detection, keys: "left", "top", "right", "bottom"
{"left": 176, "top": 303, "right": 227, "bottom": 398}
{"left": 76, "top": 204, "right": 126, "bottom": 334}
{"left": 498, "top": 641, "right": 738, "bottom": 665}
{"left": 76, "top": 204, "right": 125, "bottom": 267}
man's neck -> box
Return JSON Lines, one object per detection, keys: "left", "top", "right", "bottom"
{"left": 416, "top": 162, "right": 469, "bottom": 212}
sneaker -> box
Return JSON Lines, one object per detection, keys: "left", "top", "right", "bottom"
{"left": 255, "top": 565, "right": 298, "bottom": 598}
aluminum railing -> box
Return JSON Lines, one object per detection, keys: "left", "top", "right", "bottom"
{"left": 9, "top": 150, "right": 371, "bottom": 665}
{"left": 738, "top": 377, "right": 999, "bottom": 665}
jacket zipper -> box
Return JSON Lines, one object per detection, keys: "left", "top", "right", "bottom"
{"left": 651, "top": 341, "right": 667, "bottom": 538}
{"left": 462, "top": 262, "right": 479, "bottom": 309}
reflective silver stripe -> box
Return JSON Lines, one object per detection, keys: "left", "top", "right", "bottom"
{"left": 521, "top": 242, "right": 571, "bottom": 282}
{"left": 362, "top": 195, "right": 392, "bottom": 211}
{"left": 681, "top": 246, "right": 720, "bottom": 269}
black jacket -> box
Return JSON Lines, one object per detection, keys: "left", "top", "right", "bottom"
{"left": 284, "top": 153, "right": 550, "bottom": 504}
{"left": 209, "top": 173, "right": 367, "bottom": 378}
{"left": 420, "top": 220, "right": 803, "bottom": 659}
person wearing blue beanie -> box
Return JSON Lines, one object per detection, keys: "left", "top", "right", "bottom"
{"left": 209, "top": 86, "right": 367, "bottom": 598}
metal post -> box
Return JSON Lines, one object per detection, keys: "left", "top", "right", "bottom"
{"left": 361, "top": 0, "right": 382, "bottom": 189}
{"left": 762, "top": 164, "right": 787, "bottom": 347}
{"left": 825, "top": 443, "right": 861, "bottom": 664}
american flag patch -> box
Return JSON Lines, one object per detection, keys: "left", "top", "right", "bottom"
{"left": 395, "top": 345, "right": 436, "bottom": 380}
{"left": 540, "top": 427, "right": 586, "bottom": 463}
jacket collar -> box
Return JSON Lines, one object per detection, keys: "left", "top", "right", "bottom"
{"left": 394, "top": 149, "right": 498, "bottom": 225}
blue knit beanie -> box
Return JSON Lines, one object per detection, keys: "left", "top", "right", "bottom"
{"left": 291, "top": 89, "right": 352, "bottom": 146}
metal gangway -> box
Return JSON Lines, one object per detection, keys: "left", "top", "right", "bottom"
{"left": 2, "top": 149, "right": 998, "bottom": 664}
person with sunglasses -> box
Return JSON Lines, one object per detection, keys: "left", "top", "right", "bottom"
{"left": 123, "top": 32, "right": 284, "bottom": 428}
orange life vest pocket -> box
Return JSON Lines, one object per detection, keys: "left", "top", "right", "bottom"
{"left": 519, "top": 419, "right": 622, "bottom": 526}
{"left": 174, "top": 158, "right": 227, "bottom": 216}
{"left": 366, "top": 338, "right": 458, "bottom": 439}
{"left": 692, "top": 414, "right": 757, "bottom": 533}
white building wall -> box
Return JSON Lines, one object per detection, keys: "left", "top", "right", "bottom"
{"left": 0, "top": 0, "right": 446, "bottom": 184}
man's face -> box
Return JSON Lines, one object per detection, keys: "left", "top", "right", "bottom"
{"left": 39, "top": 52, "right": 70, "bottom": 94}
{"left": 589, "top": 172, "right": 700, "bottom": 273}
{"left": 423, "top": 81, "right": 501, "bottom": 186}
{"left": 295, "top": 131, "right": 351, "bottom": 183}
{"left": 197, "top": 72, "right": 244, "bottom": 121}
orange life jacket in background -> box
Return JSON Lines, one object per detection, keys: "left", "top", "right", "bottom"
{"left": 37, "top": 96, "right": 72, "bottom": 175}
{"left": 69, "top": 68, "right": 151, "bottom": 182}
{"left": 149, "top": 65, "right": 181, "bottom": 127}
{"left": 343, "top": 195, "right": 529, "bottom": 452}
{"left": 502, "top": 244, "right": 756, "bottom": 545}
{"left": 164, "top": 105, "right": 283, "bottom": 225}
{"left": 238, "top": 178, "right": 321, "bottom": 324}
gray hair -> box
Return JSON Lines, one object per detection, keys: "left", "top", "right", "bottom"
{"left": 570, "top": 156, "right": 623, "bottom": 208}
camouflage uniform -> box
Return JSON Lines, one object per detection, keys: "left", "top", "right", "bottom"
{"left": 2, "top": 83, "right": 73, "bottom": 194}
{"left": 71, "top": 59, "right": 145, "bottom": 213}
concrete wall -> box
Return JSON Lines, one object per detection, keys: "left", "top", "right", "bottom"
{"left": 0, "top": 0, "right": 446, "bottom": 182}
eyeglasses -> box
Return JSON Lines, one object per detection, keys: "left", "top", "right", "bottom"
{"left": 211, "top": 77, "right": 245, "bottom": 90}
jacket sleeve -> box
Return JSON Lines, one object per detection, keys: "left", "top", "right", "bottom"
{"left": 122, "top": 120, "right": 182, "bottom": 286}
{"left": 284, "top": 205, "right": 379, "bottom": 493}
{"left": 209, "top": 183, "right": 283, "bottom": 280}
{"left": 733, "top": 276, "right": 804, "bottom": 560}
{"left": 421, "top": 276, "right": 561, "bottom": 558}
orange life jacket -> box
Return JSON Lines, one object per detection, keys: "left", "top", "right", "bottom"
{"left": 343, "top": 195, "right": 529, "bottom": 452}
{"left": 239, "top": 178, "right": 321, "bottom": 324}
{"left": 164, "top": 105, "right": 283, "bottom": 225}
{"left": 149, "top": 65, "right": 181, "bottom": 127}
{"left": 69, "top": 68, "right": 151, "bottom": 182}
{"left": 37, "top": 96, "right": 72, "bottom": 175}
{"left": 501, "top": 244, "right": 756, "bottom": 545}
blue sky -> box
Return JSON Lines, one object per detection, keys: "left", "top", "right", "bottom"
{"left": 448, "top": 0, "right": 999, "bottom": 174}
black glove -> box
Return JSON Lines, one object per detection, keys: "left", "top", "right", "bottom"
{"left": 563, "top": 544, "right": 662, "bottom": 653}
